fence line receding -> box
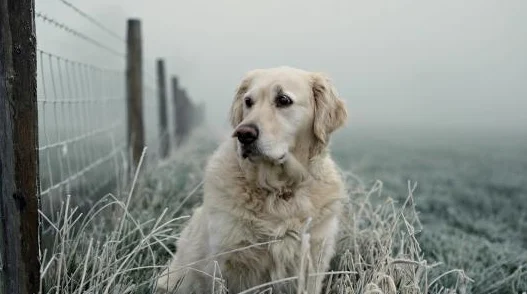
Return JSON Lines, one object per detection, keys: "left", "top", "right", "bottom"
{"left": 33, "top": 1, "right": 205, "bottom": 220}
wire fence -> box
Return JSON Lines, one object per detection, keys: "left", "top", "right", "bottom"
{"left": 34, "top": 1, "right": 202, "bottom": 220}
{"left": 37, "top": 49, "right": 127, "bottom": 215}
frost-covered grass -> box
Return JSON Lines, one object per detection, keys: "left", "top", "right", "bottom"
{"left": 332, "top": 128, "right": 527, "bottom": 294}
{"left": 39, "top": 127, "right": 526, "bottom": 293}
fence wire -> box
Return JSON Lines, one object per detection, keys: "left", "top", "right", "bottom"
{"left": 36, "top": 12, "right": 125, "bottom": 57}
{"left": 37, "top": 49, "right": 127, "bottom": 215}
{"left": 57, "top": 0, "right": 125, "bottom": 42}
{"left": 36, "top": 5, "right": 164, "bottom": 219}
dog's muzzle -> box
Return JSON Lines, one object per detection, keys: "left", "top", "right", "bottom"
{"left": 233, "top": 124, "right": 259, "bottom": 158}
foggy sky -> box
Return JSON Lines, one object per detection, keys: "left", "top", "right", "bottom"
{"left": 38, "top": 0, "right": 527, "bottom": 133}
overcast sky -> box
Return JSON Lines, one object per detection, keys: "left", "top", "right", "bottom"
{"left": 37, "top": 0, "right": 527, "bottom": 133}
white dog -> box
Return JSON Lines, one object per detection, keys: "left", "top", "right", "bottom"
{"left": 155, "top": 66, "right": 348, "bottom": 294}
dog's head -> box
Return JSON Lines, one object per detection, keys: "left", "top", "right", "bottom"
{"left": 230, "top": 66, "right": 347, "bottom": 164}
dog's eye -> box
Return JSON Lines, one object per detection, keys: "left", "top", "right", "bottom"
{"left": 244, "top": 97, "right": 253, "bottom": 108}
{"left": 275, "top": 94, "right": 293, "bottom": 108}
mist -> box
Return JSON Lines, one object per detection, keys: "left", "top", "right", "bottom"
{"left": 38, "top": 0, "right": 527, "bottom": 133}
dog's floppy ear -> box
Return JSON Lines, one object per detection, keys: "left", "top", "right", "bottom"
{"left": 311, "top": 72, "right": 348, "bottom": 150}
{"left": 229, "top": 71, "right": 255, "bottom": 128}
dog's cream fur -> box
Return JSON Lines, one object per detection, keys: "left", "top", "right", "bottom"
{"left": 155, "top": 67, "right": 348, "bottom": 294}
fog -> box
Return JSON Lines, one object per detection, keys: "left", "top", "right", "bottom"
{"left": 38, "top": 0, "right": 527, "bottom": 133}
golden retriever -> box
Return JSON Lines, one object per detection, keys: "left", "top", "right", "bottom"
{"left": 155, "top": 66, "right": 348, "bottom": 294}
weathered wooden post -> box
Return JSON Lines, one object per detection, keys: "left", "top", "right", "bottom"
{"left": 187, "top": 92, "right": 194, "bottom": 136}
{"left": 156, "top": 58, "right": 169, "bottom": 158}
{"left": 171, "top": 76, "right": 179, "bottom": 145}
{"left": 0, "top": 0, "right": 41, "bottom": 293}
{"left": 172, "top": 77, "right": 191, "bottom": 147}
{"left": 179, "top": 88, "right": 191, "bottom": 145}
{"left": 126, "top": 18, "right": 144, "bottom": 174}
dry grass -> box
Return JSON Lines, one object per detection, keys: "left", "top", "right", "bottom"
{"left": 40, "top": 128, "right": 473, "bottom": 294}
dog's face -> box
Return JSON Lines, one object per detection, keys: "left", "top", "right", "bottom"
{"left": 230, "top": 66, "right": 347, "bottom": 163}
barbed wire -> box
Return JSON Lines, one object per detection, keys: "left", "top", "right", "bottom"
{"left": 57, "top": 0, "right": 125, "bottom": 42}
{"left": 36, "top": 11, "right": 125, "bottom": 57}
{"left": 55, "top": 0, "right": 160, "bottom": 81}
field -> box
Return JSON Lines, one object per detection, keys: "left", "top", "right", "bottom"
{"left": 40, "top": 126, "right": 527, "bottom": 294}
{"left": 332, "top": 127, "right": 527, "bottom": 293}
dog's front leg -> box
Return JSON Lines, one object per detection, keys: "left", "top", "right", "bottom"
{"left": 155, "top": 207, "right": 211, "bottom": 293}
{"left": 305, "top": 217, "right": 339, "bottom": 294}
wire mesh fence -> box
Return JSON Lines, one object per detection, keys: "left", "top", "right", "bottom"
{"left": 37, "top": 49, "right": 127, "bottom": 216}
{"left": 34, "top": 1, "right": 199, "bottom": 220}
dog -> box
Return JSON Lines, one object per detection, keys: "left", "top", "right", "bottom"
{"left": 155, "top": 66, "right": 348, "bottom": 294}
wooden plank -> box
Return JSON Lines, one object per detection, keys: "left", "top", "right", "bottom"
{"left": 0, "top": 0, "right": 40, "bottom": 293}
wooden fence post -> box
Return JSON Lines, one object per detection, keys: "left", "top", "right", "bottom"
{"left": 187, "top": 94, "right": 196, "bottom": 133}
{"left": 126, "top": 18, "right": 144, "bottom": 174}
{"left": 0, "top": 0, "right": 41, "bottom": 293}
{"left": 178, "top": 88, "right": 190, "bottom": 146}
{"left": 156, "top": 58, "right": 169, "bottom": 158}
{"left": 171, "top": 76, "right": 182, "bottom": 146}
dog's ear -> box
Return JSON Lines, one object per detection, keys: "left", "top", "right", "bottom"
{"left": 229, "top": 72, "right": 255, "bottom": 128}
{"left": 311, "top": 72, "right": 348, "bottom": 151}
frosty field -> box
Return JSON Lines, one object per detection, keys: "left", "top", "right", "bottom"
{"left": 331, "top": 126, "right": 527, "bottom": 293}
{"left": 40, "top": 126, "right": 527, "bottom": 293}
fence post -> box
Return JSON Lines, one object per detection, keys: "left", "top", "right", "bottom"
{"left": 178, "top": 88, "right": 190, "bottom": 146}
{"left": 0, "top": 0, "right": 40, "bottom": 293}
{"left": 171, "top": 76, "right": 181, "bottom": 146}
{"left": 187, "top": 93, "right": 195, "bottom": 133}
{"left": 126, "top": 18, "right": 144, "bottom": 174}
{"left": 156, "top": 59, "right": 169, "bottom": 158}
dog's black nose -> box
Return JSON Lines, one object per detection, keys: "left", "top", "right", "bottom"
{"left": 234, "top": 124, "right": 259, "bottom": 145}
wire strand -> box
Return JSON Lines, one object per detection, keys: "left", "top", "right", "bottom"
{"left": 36, "top": 11, "right": 125, "bottom": 57}
{"left": 38, "top": 49, "right": 124, "bottom": 74}
{"left": 57, "top": 0, "right": 125, "bottom": 42}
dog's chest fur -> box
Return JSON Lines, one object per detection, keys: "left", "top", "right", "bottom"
{"left": 206, "top": 186, "right": 315, "bottom": 291}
